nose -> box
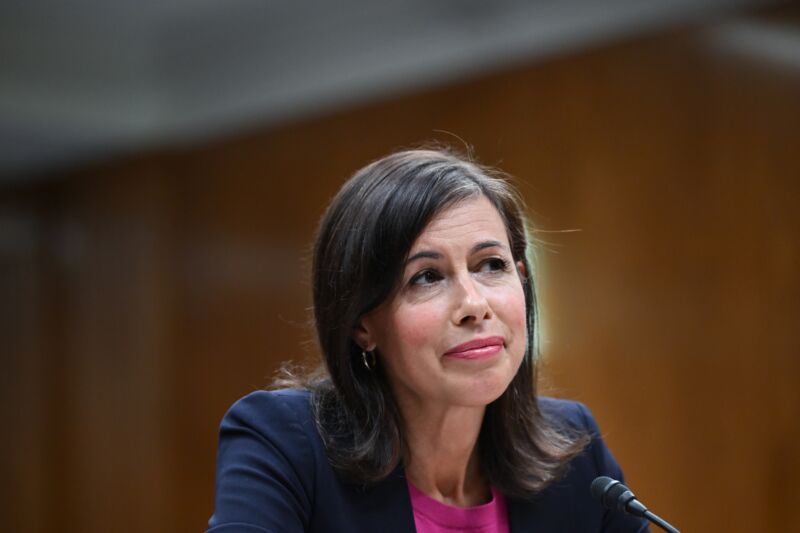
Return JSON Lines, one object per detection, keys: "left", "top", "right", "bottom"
{"left": 451, "top": 273, "right": 492, "bottom": 325}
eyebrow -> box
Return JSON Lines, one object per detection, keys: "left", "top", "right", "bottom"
{"left": 405, "top": 240, "right": 507, "bottom": 266}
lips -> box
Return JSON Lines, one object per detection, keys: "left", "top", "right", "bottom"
{"left": 444, "top": 336, "right": 505, "bottom": 359}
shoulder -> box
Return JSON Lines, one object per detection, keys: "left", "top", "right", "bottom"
{"left": 217, "top": 388, "right": 318, "bottom": 468}
{"left": 537, "top": 396, "right": 616, "bottom": 473}
{"left": 536, "top": 396, "right": 624, "bottom": 493}
{"left": 209, "top": 389, "right": 321, "bottom": 532}
{"left": 537, "top": 396, "right": 599, "bottom": 434}
{"left": 222, "top": 388, "right": 313, "bottom": 427}
{"left": 527, "top": 398, "right": 650, "bottom": 531}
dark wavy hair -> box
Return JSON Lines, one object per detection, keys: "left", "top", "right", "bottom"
{"left": 279, "top": 147, "right": 587, "bottom": 498}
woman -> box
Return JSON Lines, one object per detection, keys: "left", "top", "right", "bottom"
{"left": 207, "top": 148, "right": 649, "bottom": 532}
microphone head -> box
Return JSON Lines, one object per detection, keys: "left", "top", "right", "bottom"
{"left": 590, "top": 476, "right": 648, "bottom": 517}
{"left": 590, "top": 476, "right": 617, "bottom": 505}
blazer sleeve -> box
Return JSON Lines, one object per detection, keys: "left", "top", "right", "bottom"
{"left": 206, "top": 391, "right": 315, "bottom": 533}
{"left": 576, "top": 402, "right": 651, "bottom": 533}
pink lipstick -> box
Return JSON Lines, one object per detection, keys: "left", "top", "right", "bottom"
{"left": 444, "top": 336, "right": 505, "bottom": 360}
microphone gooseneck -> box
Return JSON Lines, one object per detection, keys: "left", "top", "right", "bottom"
{"left": 590, "top": 476, "right": 681, "bottom": 533}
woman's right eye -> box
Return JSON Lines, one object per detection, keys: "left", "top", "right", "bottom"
{"left": 410, "top": 269, "right": 441, "bottom": 286}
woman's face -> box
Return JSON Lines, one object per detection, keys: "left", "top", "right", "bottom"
{"left": 356, "top": 195, "right": 528, "bottom": 410}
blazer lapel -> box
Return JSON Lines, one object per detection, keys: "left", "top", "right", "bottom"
{"left": 508, "top": 496, "right": 549, "bottom": 533}
{"left": 507, "top": 484, "right": 580, "bottom": 533}
{"left": 352, "top": 468, "right": 575, "bottom": 533}
{"left": 348, "top": 466, "right": 417, "bottom": 533}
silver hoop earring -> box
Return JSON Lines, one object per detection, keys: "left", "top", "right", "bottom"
{"left": 361, "top": 350, "right": 376, "bottom": 371}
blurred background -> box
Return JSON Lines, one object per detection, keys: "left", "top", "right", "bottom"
{"left": 2, "top": 1, "right": 799, "bottom": 532}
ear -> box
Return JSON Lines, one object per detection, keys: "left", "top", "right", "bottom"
{"left": 516, "top": 260, "right": 528, "bottom": 281}
{"left": 352, "top": 316, "right": 377, "bottom": 352}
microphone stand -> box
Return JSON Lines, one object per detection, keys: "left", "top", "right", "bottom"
{"left": 644, "top": 510, "right": 680, "bottom": 533}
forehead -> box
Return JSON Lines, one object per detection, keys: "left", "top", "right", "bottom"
{"left": 410, "top": 195, "right": 508, "bottom": 249}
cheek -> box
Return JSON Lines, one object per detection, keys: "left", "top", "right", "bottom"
{"left": 389, "top": 306, "right": 442, "bottom": 350}
{"left": 498, "top": 286, "right": 528, "bottom": 341}
{"left": 511, "top": 293, "right": 527, "bottom": 330}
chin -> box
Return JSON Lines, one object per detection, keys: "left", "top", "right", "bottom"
{"left": 448, "top": 374, "right": 513, "bottom": 407}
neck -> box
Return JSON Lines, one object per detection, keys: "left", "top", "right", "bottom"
{"left": 400, "top": 401, "right": 490, "bottom": 507}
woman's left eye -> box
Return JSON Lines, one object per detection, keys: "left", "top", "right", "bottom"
{"left": 479, "top": 257, "right": 509, "bottom": 273}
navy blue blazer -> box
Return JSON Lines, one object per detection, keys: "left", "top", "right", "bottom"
{"left": 207, "top": 389, "right": 649, "bottom": 532}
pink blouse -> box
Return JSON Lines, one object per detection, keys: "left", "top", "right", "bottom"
{"left": 406, "top": 480, "right": 510, "bottom": 533}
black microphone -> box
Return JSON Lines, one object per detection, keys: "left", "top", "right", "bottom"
{"left": 591, "top": 476, "right": 681, "bottom": 533}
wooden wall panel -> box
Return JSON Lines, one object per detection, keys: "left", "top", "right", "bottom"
{"left": 0, "top": 198, "right": 48, "bottom": 533}
{"left": 51, "top": 167, "right": 176, "bottom": 533}
{"left": 1, "top": 5, "right": 798, "bottom": 532}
